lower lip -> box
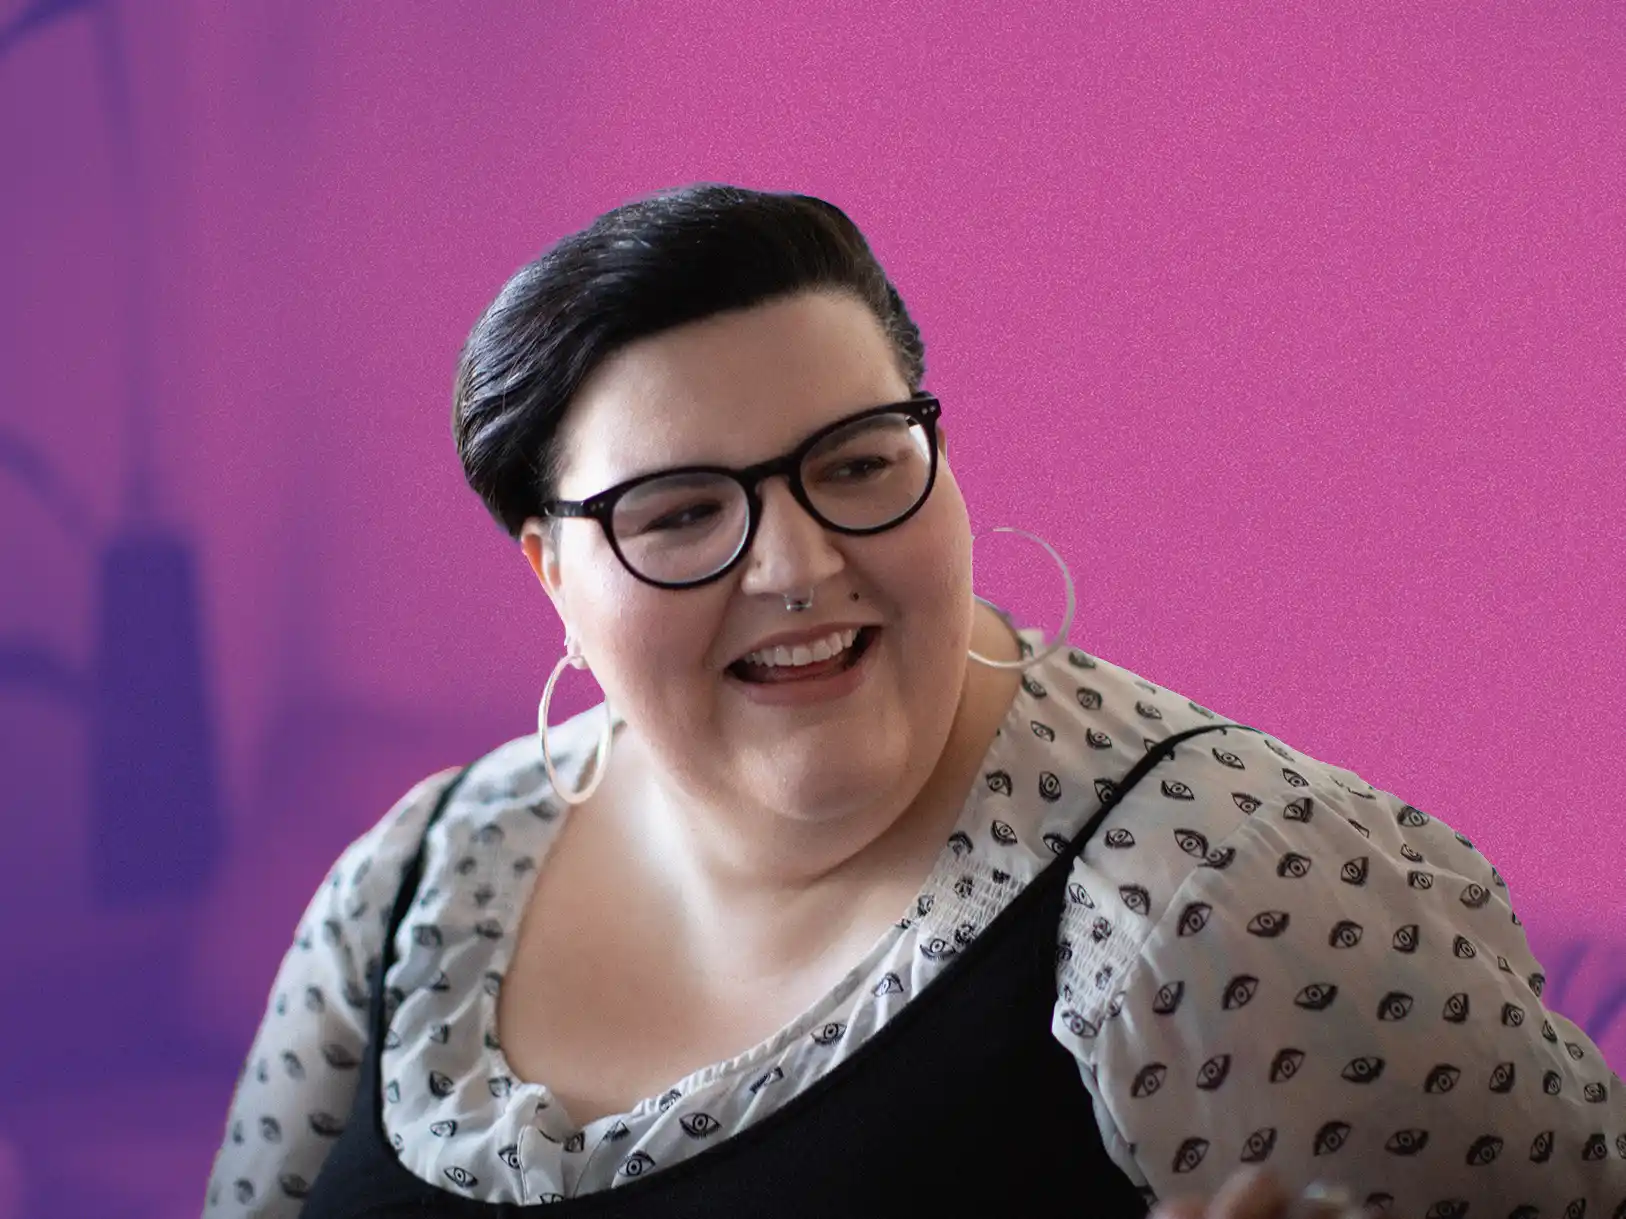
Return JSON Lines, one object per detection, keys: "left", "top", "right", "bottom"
{"left": 725, "top": 630, "right": 880, "bottom": 707}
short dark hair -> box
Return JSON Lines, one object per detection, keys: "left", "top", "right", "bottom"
{"left": 451, "top": 183, "right": 928, "bottom": 540}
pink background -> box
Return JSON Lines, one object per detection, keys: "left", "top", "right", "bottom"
{"left": 2, "top": 2, "right": 1622, "bottom": 1215}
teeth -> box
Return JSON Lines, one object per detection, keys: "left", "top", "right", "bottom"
{"left": 742, "top": 629, "right": 859, "bottom": 669}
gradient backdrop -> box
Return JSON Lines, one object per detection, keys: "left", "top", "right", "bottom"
{"left": 2, "top": 2, "right": 1623, "bottom": 1216}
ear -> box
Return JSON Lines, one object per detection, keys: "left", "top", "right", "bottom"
{"left": 519, "top": 517, "right": 569, "bottom": 622}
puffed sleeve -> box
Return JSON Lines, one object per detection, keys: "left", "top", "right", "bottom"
{"left": 1084, "top": 792, "right": 1626, "bottom": 1213}
{"left": 200, "top": 767, "right": 462, "bottom": 1216}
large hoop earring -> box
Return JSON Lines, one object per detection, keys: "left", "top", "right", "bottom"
{"left": 538, "top": 637, "right": 614, "bottom": 806}
{"left": 966, "top": 527, "right": 1076, "bottom": 671}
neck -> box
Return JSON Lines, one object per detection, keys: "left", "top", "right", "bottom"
{"left": 622, "top": 699, "right": 961, "bottom": 893}
{"left": 598, "top": 605, "right": 1024, "bottom": 979}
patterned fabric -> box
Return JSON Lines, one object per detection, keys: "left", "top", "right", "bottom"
{"left": 204, "top": 627, "right": 1626, "bottom": 1214}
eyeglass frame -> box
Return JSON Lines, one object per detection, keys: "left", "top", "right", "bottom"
{"left": 539, "top": 392, "right": 944, "bottom": 590}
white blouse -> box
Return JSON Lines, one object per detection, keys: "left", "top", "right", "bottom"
{"left": 204, "top": 628, "right": 1626, "bottom": 1214}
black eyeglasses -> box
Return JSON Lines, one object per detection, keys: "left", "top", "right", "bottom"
{"left": 541, "top": 393, "right": 943, "bottom": 589}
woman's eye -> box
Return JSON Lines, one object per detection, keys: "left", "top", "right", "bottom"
{"left": 646, "top": 503, "right": 719, "bottom": 532}
{"left": 826, "top": 456, "right": 890, "bottom": 481}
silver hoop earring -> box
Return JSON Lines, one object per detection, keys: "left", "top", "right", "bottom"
{"left": 966, "top": 527, "right": 1076, "bottom": 671}
{"left": 538, "top": 637, "right": 614, "bottom": 806}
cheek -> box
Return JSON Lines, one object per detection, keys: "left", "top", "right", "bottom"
{"left": 557, "top": 528, "right": 620, "bottom": 614}
{"left": 852, "top": 514, "right": 972, "bottom": 664}
{"left": 587, "top": 587, "right": 727, "bottom": 713}
{"left": 899, "top": 541, "right": 969, "bottom": 613}
{"left": 892, "top": 482, "right": 972, "bottom": 606}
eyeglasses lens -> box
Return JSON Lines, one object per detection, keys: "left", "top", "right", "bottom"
{"left": 608, "top": 411, "right": 932, "bottom": 585}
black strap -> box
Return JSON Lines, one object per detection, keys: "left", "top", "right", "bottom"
{"left": 370, "top": 718, "right": 1262, "bottom": 1031}
{"left": 333, "top": 718, "right": 1263, "bottom": 1217}
{"left": 1057, "top": 719, "right": 1264, "bottom": 868}
{"left": 370, "top": 762, "right": 478, "bottom": 1039}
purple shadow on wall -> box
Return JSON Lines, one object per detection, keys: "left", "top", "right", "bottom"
{"left": 1, "top": 0, "right": 227, "bottom": 910}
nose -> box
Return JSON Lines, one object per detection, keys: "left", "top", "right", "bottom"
{"left": 735, "top": 475, "right": 845, "bottom": 600}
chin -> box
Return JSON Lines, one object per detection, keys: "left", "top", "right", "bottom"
{"left": 757, "top": 743, "right": 911, "bottom": 823}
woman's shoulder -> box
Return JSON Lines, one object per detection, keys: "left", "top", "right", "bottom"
{"left": 387, "top": 707, "right": 607, "bottom": 839}
{"left": 1004, "top": 633, "right": 1507, "bottom": 1007}
{"left": 304, "top": 711, "right": 610, "bottom": 945}
{"left": 970, "top": 631, "right": 1278, "bottom": 871}
{"left": 317, "top": 726, "right": 562, "bottom": 893}
{"left": 315, "top": 764, "right": 468, "bottom": 898}
{"left": 452, "top": 701, "right": 617, "bottom": 816}
{"left": 1021, "top": 641, "right": 1608, "bottom": 1206}
{"left": 1011, "top": 629, "right": 1476, "bottom": 887}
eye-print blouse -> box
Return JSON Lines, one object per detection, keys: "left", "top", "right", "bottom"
{"left": 203, "top": 627, "right": 1626, "bottom": 1215}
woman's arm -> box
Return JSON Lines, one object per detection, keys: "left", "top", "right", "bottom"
{"left": 200, "top": 768, "right": 461, "bottom": 1217}
{"left": 1057, "top": 766, "right": 1625, "bottom": 1212}
{"left": 1111, "top": 812, "right": 1621, "bottom": 1210}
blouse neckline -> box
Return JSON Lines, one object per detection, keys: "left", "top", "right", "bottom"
{"left": 467, "top": 627, "right": 1042, "bottom": 1137}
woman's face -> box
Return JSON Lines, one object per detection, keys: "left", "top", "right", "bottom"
{"left": 521, "top": 289, "right": 976, "bottom": 831}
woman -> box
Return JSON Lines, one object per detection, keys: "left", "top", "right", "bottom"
{"left": 204, "top": 185, "right": 1625, "bottom": 1217}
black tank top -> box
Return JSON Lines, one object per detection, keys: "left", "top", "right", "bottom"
{"left": 299, "top": 720, "right": 1259, "bottom": 1218}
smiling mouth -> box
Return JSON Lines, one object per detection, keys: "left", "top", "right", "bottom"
{"left": 727, "top": 626, "right": 880, "bottom": 684}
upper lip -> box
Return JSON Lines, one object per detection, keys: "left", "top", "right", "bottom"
{"left": 727, "top": 622, "right": 879, "bottom": 666}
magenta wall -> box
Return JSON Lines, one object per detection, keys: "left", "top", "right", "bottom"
{"left": 2, "top": 3, "right": 1622, "bottom": 1215}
